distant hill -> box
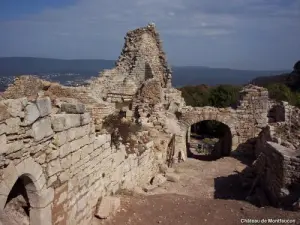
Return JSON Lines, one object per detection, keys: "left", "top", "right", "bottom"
{"left": 250, "top": 61, "right": 300, "bottom": 91}
{"left": 0, "top": 57, "right": 290, "bottom": 88}
{"left": 171, "top": 66, "right": 289, "bottom": 87}
{"left": 0, "top": 57, "right": 115, "bottom": 76}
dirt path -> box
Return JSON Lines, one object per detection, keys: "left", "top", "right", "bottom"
{"left": 97, "top": 156, "right": 300, "bottom": 225}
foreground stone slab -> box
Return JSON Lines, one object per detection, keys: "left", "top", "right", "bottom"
{"left": 95, "top": 196, "right": 121, "bottom": 219}
{"left": 151, "top": 174, "right": 167, "bottom": 186}
{"left": 165, "top": 172, "right": 180, "bottom": 183}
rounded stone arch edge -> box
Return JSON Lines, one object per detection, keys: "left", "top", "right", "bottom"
{"left": 180, "top": 112, "right": 239, "bottom": 151}
{"left": 0, "top": 157, "right": 54, "bottom": 211}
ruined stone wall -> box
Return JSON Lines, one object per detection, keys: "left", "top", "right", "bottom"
{"left": 253, "top": 140, "right": 300, "bottom": 207}
{"left": 87, "top": 23, "right": 171, "bottom": 102}
{"left": 0, "top": 97, "right": 161, "bottom": 225}
{"left": 175, "top": 85, "right": 270, "bottom": 161}
{"left": 252, "top": 126, "right": 300, "bottom": 207}
{"left": 236, "top": 84, "right": 269, "bottom": 143}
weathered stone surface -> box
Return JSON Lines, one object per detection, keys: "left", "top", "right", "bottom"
{"left": 95, "top": 196, "right": 120, "bottom": 219}
{"left": 151, "top": 174, "right": 166, "bottom": 186}
{"left": 32, "top": 117, "right": 53, "bottom": 141}
{"left": 5, "top": 117, "right": 21, "bottom": 134}
{"left": 0, "top": 134, "right": 8, "bottom": 154}
{"left": 0, "top": 123, "right": 6, "bottom": 135}
{"left": 165, "top": 172, "right": 180, "bottom": 182}
{"left": 80, "top": 113, "right": 91, "bottom": 125}
{"left": 3, "top": 99, "right": 25, "bottom": 118}
{"left": 61, "top": 103, "right": 85, "bottom": 114}
{"left": 47, "top": 158, "right": 61, "bottom": 176}
{"left": 23, "top": 103, "right": 40, "bottom": 125}
{"left": 36, "top": 97, "right": 52, "bottom": 117}
{"left": 51, "top": 114, "right": 81, "bottom": 132}
{"left": 0, "top": 103, "right": 10, "bottom": 122}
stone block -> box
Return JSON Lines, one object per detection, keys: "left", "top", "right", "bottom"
{"left": 59, "top": 170, "right": 70, "bottom": 183}
{"left": 36, "top": 97, "right": 52, "bottom": 117}
{"left": 3, "top": 99, "right": 24, "bottom": 118}
{"left": 69, "top": 135, "right": 89, "bottom": 152}
{"left": 80, "top": 113, "right": 91, "bottom": 125}
{"left": 151, "top": 174, "right": 166, "bottom": 186}
{"left": 3, "top": 163, "right": 19, "bottom": 192}
{"left": 61, "top": 103, "right": 85, "bottom": 114}
{"left": 5, "top": 117, "right": 21, "bottom": 134}
{"left": 30, "top": 203, "right": 52, "bottom": 225}
{"left": 32, "top": 117, "right": 53, "bottom": 141}
{"left": 67, "top": 125, "right": 89, "bottom": 141}
{"left": 71, "top": 150, "right": 81, "bottom": 165}
{"left": 53, "top": 131, "right": 67, "bottom": 147}
{"left": 47, "top": 149, "right": 59, "bottom": 162}
{"left": 0, "top": 123, "right": 6, "bottom": 135}
{"left": 0, "top": 134, "right": 8, "bottom": 154}
{"left": 6, "top": 141, "right": 23, "bottom": 154}
{"left": 22, "top": 103, "right": 40, "bottom": 126}
{"left": 51, "top": 114, "right": 66, "bottom": 132}
{"left": 94, "top": 135, "right": 107, "bottom": 149}
{"left": 61, "top": 154, "right": 72, "bottom": 169}
{"left": 59, "top": 143, "right": 71, "bottom": 158}
{"left": 47, "top": 158, "right": 62, "bottom": 177}
{"left": 95, "top": 196, "right": 120, "bottom": 219}
{"left": 65, "top": 114, "right": 81, "bottom": 129}
{"left": 165, "top": 172, "right": 180, "bottom": 182}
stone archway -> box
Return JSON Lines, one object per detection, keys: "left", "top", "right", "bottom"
{"left": 187, "top": 120, "right": 233, "bottom": 158}
{"left": 178, "top": 106, "right": 239, "bottom": 160}
{"left": 0, "top": 157, "right": 53, "bottom": 225}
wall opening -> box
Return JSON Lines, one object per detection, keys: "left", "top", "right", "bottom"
{"left": 3, "top": 175, "right": 35, "bottom": 225}
{"left": 186, "top": 120, "right": 232, "bottom": 160}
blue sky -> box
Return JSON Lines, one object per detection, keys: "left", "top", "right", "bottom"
{"left": 0, "top": 0, "right": 299, "bottom": 70}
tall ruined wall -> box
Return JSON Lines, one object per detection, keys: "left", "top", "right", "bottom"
{"left": 88, "top": 23, "right": 172, "bottom": 102}
{"left": 236, "top": 84, "right": 269, "bottom": 143}
{"left": 0, "top": 97, "right": 162, "bottom": 225}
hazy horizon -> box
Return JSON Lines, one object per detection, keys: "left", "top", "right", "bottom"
{"left": 0, "top": 56, "right": 292, "bottom": 72}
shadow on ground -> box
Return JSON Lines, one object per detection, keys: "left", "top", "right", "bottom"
{"left": 231, "top": 138, "right": 257, "bottom": 166}
{"left": 214, "top": 174, "right": 247, "bottom": 201}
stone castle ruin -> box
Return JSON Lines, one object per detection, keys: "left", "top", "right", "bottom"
{"left": 0, "top": 24, "right": 300, "bottom": 224}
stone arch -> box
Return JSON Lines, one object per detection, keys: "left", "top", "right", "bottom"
{"left": 179, "top": 107, "right": 239, "bottom": 158}
{"left": 0, "top": 157, "right": 53, "bottom": 225}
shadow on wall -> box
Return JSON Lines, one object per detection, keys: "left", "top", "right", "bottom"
{"left": 231, "top": 138, "right": 257, "bottom": 166}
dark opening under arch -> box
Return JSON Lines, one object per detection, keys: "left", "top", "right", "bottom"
{"left": 186, "top": 120, "right": 232, "bottom": 160}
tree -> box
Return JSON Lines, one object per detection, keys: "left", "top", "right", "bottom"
{"left": 208, "top": 85, "right": 241, "bottom": 108}
{"left": 294, "top": 60, "right": 300, "bottom": 74}
{"left": 266, "top": 83, "right": 294, "bottom": 103}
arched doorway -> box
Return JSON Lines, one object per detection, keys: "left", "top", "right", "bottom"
{"left": 0, "top": 158, "right": 53, "bottom": 225}
{"left": 186, "top": 120, "right": 233, "bottom": 160}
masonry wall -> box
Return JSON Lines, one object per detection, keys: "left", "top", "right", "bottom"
{"left": 254, "top": 127, "right": 300, "bottom": 207}
{"left": 0, "top": 97, "right": 161, "bottom": 225}
{"left": 236, "top": 85, "right": 269, "bottom": 144}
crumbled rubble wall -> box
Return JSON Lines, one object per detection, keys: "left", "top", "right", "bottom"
{"left": 0, "top": 97, "right": 162, "bottom": 225}
{"left": 87, "top": 23, "right": 171, "bottom": 103}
